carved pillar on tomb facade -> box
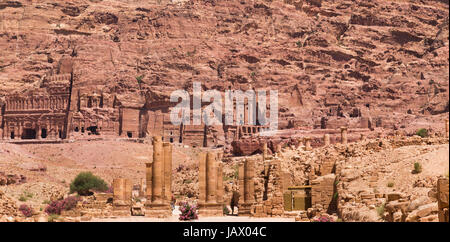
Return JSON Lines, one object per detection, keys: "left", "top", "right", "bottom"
{"left": 238, "top": 157, "right": 256, "bottom": 215}
{"left": 340, "top": 127, "right": 348, "bottom": 145}
{"left": 323, "top": 134, "right": 330, "bottom": 146}
{"left": 198, "top": 151, "right": 224, "bottom": 216}
{"left": 145, "top": 136, "right": 171, "bottom": 217}
{"left": 17, "top": 122, "right": 22, "bottom": 140}
{"left": 36, "top": 123, "right": 41, "bottom": 140}
{"left": 5, "top": 122, "right": 9, "bottom": 139}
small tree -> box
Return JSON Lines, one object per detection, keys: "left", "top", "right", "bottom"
{"left": 414, "top": 162, "right": 422, "bottom": 174}
{"left": 416, "top": 128, "right": 428, "bottom": 138}
{"left": 69, "top": 172, "right": 108, "bottom": 196}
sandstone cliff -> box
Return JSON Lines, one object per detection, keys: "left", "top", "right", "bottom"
{"left": 0, "top": 0, "right": 448, "bottom": 129}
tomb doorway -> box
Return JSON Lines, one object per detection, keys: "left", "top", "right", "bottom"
{"left": 41, "top": 128, "right": 47, "bottom": 139}
{"left": 22, "top": 129, "right": 36, "bottom": 139}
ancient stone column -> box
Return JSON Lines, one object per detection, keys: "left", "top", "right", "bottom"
{"left": 445, "top": 119, "right": 449, "bottom": 138}
{"left": 198, "top": 151, "right": 224, "bottom": 216}
{"left": 145, "top": 136, "right": 171, "bottom": 217}
{"left": 262, "top": 142, "right": 268, "bottom": 160}
{"left": 16, "top": 125, "right": 21, "bottom": 140}
{"left": 112, "top": 178, "right": 132, "bottom": 216}
{"left": 216, "top": 162, "right": 224, "bottom": 204}
{"left": 37, "top": 127, "right": 41, "bottom": 140}
{"left": 340, "top": 127, "right": 348, "bottom": 145}
{"left": 304, "top": 137, "right": 312, "bottom": 151}
{"left": 152, "top": 136, "right": 163, "bottom": 203}
{"left": 198, "top": 152, "right": 207, "bottom": 203}
{"left": 145, "top": 162, "right": 153, "bottom": 199}
{"left": 238, "top": 157, "right": 256, "bottom": 215}
{"left": 206, "top": 152, "right": 217, "bottom": 202}
{"left": 323, "top": 134, "right": 330, "bottom": 146}
{"left": 5, "top": 123, "right": 9, "bottom": 140}
{"left": 163, "top": 143, "right": 172, "bottom": 202}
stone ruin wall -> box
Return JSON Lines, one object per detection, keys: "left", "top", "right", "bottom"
{"left": 437, "top": 178, "right": 449, "bottom": 222}
{"left": 38, "top": 135, "right": 448, "bottom": 220}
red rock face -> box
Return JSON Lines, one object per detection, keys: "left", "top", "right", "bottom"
{"left": 0, "top": 0, "right": 448, "bottom": 132}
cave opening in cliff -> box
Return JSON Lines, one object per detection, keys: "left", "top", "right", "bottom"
{"left": 10, "top": 131, "right": 14, "bottom": 139}
{"left": 41, "top": 128, "right": 47, "bottom": 139}
{"left": 87, "top": 126, "right": 99, "bottom": 135}
{"left": 127, "top": 131, "right": 132, "bottom": 138}
{"left": 74, "top": 127, "right": 79, "bottom": 132}
{"left": 22, "top": 129, "right": 36, "bottom": 139}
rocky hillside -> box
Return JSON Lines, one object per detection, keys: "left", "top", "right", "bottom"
{"left": 0, "top": 0, "right": 448, "bottom": 128}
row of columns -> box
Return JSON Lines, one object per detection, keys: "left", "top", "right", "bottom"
{"left": 5, "top": 96, "right": 68, "bottom": 111}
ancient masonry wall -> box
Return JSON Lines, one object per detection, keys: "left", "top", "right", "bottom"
{"left": 112, "top": 178, "right": 132, "bottom": 216}
{"left": 252, "top": 158, "right": 285, "bottom": 217}
{"left": 437, "top": 178, "right": 449, "bottom": 222}
{"left": 311, "top": 174, "right": 337, "bottom": 213}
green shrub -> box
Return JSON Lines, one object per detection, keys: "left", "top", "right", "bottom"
{"left": 69, "top": 172, "right": 108, "bottom": 196}
{"left": 48, "top": 214, "right": 59, "bottom": 222}
{"left": 414, "top": 162, "right": 422, "bottom": 174}
{"left": 223, "top": 205, "right": 230, "bottom": 215}
{"left": 24, "top": 191, "right": 33, "bottom": 198}
{"left": 416, "top": 128, "right": 428, "bottom": 138}
{"left": 19, "top": 195, "right": 27, "bottom": 202}
{"left": 387, "top": 181, "right": 394, "bottom": 188}
{"left": 136, "top": 75, "right": 144, "bottom": 82}
{"left": 376, "top": 204, "right": 385, "bottom": 218}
